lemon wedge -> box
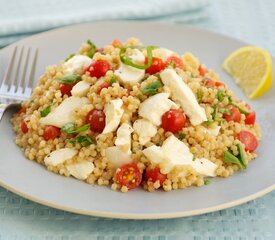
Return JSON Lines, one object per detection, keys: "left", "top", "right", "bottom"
{"left": 222, "top": 46, "right": 273, "bottom": 99}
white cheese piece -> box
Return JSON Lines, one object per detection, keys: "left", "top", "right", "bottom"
{"left": 142, "top": 145, "right": 164, "bottom": 164}
{"left": 71, "top": 81, "right": 91, "bottom": 97}
{"left": 202, "top": 126, "right": 221, "bottom": 137}
{"left": 191, "top": 158, "right": 217, "bottom": 177}
{"left": 160, "top": 135, "right": 194, "bottom": 174}
{"left": 102, "top": 99, "right": 124, "bottom": 134}
{"left": 152, "top": 48, "right": 173, "bottom": 59}
{"left": 129, "top": 49, "right": 145, "bottom": 64}
{"left": 160, "top": 69, "right": 207, "bottom": 126}
{"left": 44, "top": 148, "right": 77, "bottom": 166}
{"left": 63, "top": 55, "right": 92, "bottom": 75}
{"left": 115, "top": 123, "right": 134, "bottom": 154}
{"left": 66, "top": 161, "right": 94, "bottom": 180}
{"left": 105, "top": 146, "right": 132, "bottom": 168}
{"left": 114, "top": 63, "right": 145, "bottom": 86}
{"left": 39, "top": 96, "right": 88, "bottom": 128}
{"left": 133, "top": 119, "right": 157, "bottom": 145}
{"left": 138, "top": 93, "right": 178, "bottom": 126}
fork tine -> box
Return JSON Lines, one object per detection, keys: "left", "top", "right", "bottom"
{"left": 13, "top": 47, "right": 24, "bottom": 92}
{"left": 21, "top": 47, "right": 30, "bottom": 93}
{"left": 27, "top": 48, "right": 38, "bottom": 90}
{"left": 1, "top": 46, "right": 18, "bottom": 89}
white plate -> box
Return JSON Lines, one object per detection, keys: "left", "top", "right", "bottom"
{"left": 0, "top": 21, "right": 274, "bottom": 219}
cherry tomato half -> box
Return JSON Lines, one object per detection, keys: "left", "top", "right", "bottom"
{"left": 237, "top": 130, "right": 258, "bottom": 152}
{"left": 85, "top": 109, "right": 105, "bottom": 133}
{"left": 223, "top": 106, "right": 241, "bottom": 123}
{"left": 97, "top": 82, "right": 111, "bottom": 94}
{"left": 145, "top": 167, "right": 167, "bottom": 186}
{"left": 245, "top": 111, "right": 256, "bottom": 125}
{"left": 204, "top": 79, "right": 225, "bottom": 88}
{"left": 198, "top": 65, "right": 208, "bottom": 76}
{"left": 43, "top": 126, "right": 61, "bottom": 141}
{"left": 85, "top": 60, "right": 111, "bottom": 78}
{"left": 165, "top": 56, "right": 183, "bottom": 69}
{"left": 59, "top": 83, "right": 74, "bottom": 97}
{"left": 161, "top": 109, "right": 186, "bottom": 133}
{"left": 21, "top": 120, "right": 28, "bottom": 134}
{"left": 17, "top": 106, "right": 27, "bottom": 115}
{"left": 115, "top": 163, "right": 142, "bottom": 190}
{"left": 145, "top": 57, "right": 166, "bottom": 75}
{"left": 111, "top": 39, "right": 123, "bottom": 48}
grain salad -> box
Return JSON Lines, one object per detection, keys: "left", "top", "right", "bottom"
{"left": 12, "top": 38, "right": 261, "bottom": 192}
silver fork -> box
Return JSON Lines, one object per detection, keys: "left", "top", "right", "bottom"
{"left": 0, "top": 46, "right": 38, "bottom": 121}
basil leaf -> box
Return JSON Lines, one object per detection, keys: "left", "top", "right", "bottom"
{"left": 237, "top": 143, "right": 247, "bottom": 168}
{"left": 204, "top": 179, "right": 210, "bottom": 185}
{"left": 224, "top": 151, "right": 244, "bottom": 169}
{"left": 74, "top": 124, "right": 90, "bottom": 133}
{"left": 86, "top": 39, "right": 97, "bottom": 58}
{"left": 178, "top": 133, "right": 186, "bottom": 140}
{"left": 56, "top": 75, "right": 81, "bottom": 84}
{"left": 76, "top": 136, "right": 94, "bottom": 147}
{"left": 120, "top": 46, "right": 155, "bottom": 70}
{"left": 142, "top": 80, "right": 162, "bottom": 95}
{"left": 197, "top": 89, "right": 203, "bottom": 103}
{"left": 219, "top": 108, "right": 232, "bottom": 115}
{"left": 61, "top": 123, "right": 90, "bottom": 134}
{"left": 65, "top": 53, "right": 75, "bottom": 62}
{"left": 40, "top": 105, "right": 51, "bottom": 117}
{"left": 217, "top": 89, "right": 225, "bottom": 102}
{"left": 109, "top": 76, "right": 116, "bottom": 85}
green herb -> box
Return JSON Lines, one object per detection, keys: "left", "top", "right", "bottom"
{"left": 190, "top": 73, "right": 196, "bottom": 78}
{"left": 86, "top": 39, "right": 97, "bottom": 58}
{"left": 230, "top": 102, "right": 250, "bottom": 115}
{"left": 197, "top": 89, "right": 203, "bottom": 103}
{"left": 204, "top": 120, "right": 214, "bottom": 126}
{"left": 154, "top": 73, "right": 161, "bottom": 78}
{"left": 178, "top": 133, "right": 186, "bottom": 140}
{"left": 137, "top": 93, "right": 143, "bottom": 100}
{"left": 61, "top": 123, "right": 90, "bottom": 134}
{"left": 109, "top": 76, "right": 116, "bottom": 85}
{"left": 217, "top": 89, "right": 225, "bottom": 102}
{"left": 167, "top": 61, "right": 176, "bottom": 68}
{"left": 75, "top": 136, "right": 94, "bottom": 147}
{"left": 120, "top": 46, "right": 155, "bottom": 70}
{"left": 56, "top": 75, "right": 81, "bottom": 84}
{"left": 192, "top": 156, "right": 196, "bottom": 161}
{"left": 65, "top": 53, "right": 75, "bottom": 62}
{"left": 142, "top": 81, "right": 162, "bottom": 95}
{"left": 237, "top": 143, "right": 247, "bottom": 168}
{"left": 218, "top": 108, "right": 232, "bottom": 115}
{"left": 40, "top": 101, "right": 56, "bottom": 117}
{"left": 204, "top": 179, "right": 210, "bottom": 185}
{"left": 224, "top": 150, "right": 245, "bottom": 169}
{"left": 211, "top": 105, "right": 217, "bottom": 120}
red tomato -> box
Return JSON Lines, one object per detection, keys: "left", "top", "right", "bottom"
{"left": 17, "top": 106, "right": 27, "bottom": 115}
{"left": 59, "top": 83, "right": 73, "bottom": 96}
{"left": 85, "top": 109, "right": 105, "bottom": 133}
{"left": 85, "top": 60, "right": 111, "bottom": 78}
{"left": 161, "top": 109, "right": 186, "bottom": 133}
{"left": 165, "top": 56, "right": 183, "bottom": 69}
{"left": 43, "top": 126, "right": 61, "bottom": 141}
{"left": 237, "top": 130, "right": 258, "bottom": 152}
{"left": 198, "top": 65, "right": 208, "bottom": 76}
{"left": 111, "top": 39, "right": 123, "bottom": 48}
{"left": 223, "top": 106, "right": 241, "bottom": 123}
{"left": 204, "top": 79, "right": 225, "bottom": 88}
{"left": 215, "top": 81, "right": 225, "bottom": 87}
{"left": 145, "top": 57, "right": 166, "bottom": 75}
{"left": 97, "top": 82, "right": 111, "bottom": 94}
{"left": 21, "top": 120, "right": 28, "bottom": 134}
{"left": 245, "top": 111, "right": 256, "bottom": 125}
{"left": 115, "top": 163, "right": 142, "bottom": 190}
{"left": 145, "top": 167, "right": 167, "bottom": 186}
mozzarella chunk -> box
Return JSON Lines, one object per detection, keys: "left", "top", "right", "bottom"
{"left": 63, "top": 55, "right": 92, "bottom": 75}
{"left": 202, "top": 126, "right": 221, "bottom": 137}
{"left": 142, "top": 145, "right": 164, "bottom": 164}
{"left": 133, "top": 119, "right": 157, "bottom": 145}
{"left": 153, "top": 48, "right": 173, "bottom": 59}
{"left": 115, "top": 123, "right": 134, "bottom": 154}
{"left": 105, "top": 146, "right": 132, "bottom": 168}
{"left": 66, "top": 161, "right": 94, "bottom": 180}
{"left": 39, "top": 96, "right": 88, "bottom": 128}
{"left": 44, "top": 148, "right": 77, "bottom": 166}
{"left": 138, "top": 93, "right": 178, "bottom": 126}
{"left": 160, "top": 135, "right": 193, "bottom": 174}
{"left": 129, "top": 49, "right": 145, "bottom": 64}
{"left": 160, "top": 69, "right": 207, "bottom": 125}
{"left": 191, "top": 158, "right": 217, "bottom": 177}
{"left": 102, "top": 99, "right": 124, "bottom": 134}
{"left": 114, "top": 63, "right": 145, "bottom": 86}
{"left": 71, "top": 81, "right": 91, "bottom": 97}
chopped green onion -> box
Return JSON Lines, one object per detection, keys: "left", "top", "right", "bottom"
{"left": 237, "top": 144, "right": 247, "bottom": 168}
{"left": 61, "top": 123, "right": 90, "bottom": 134}
{"left": 217, "top": 89, "right": 225, "bottom": 102}
{"left": 86, "top": 39, "right": 97, "bottom": 58}
{"left": 65, "top": 53, "right": 75, "bottom": 62}
{"left": 211, "top": 105, "right": 217, "bottom": 120}
{"left": 219, "top": 108, "right": 232, "bottom": 115}
{"left": 230, "top": 102, "right": 250, "bottom": 115}
{"left": 178, "top": 133, "right": 186, "bottom": 140}
{"left": 109, "top": 76, "right": 116, "bottom": 85}
{"left": 120, "top": 46, "right": 155, "bottom": 70}
{"left": 197, "top": 89, "right": 203, "bottom": 103}
{"left": 142, "top": 80, "right": 162, "bottom": 95}
{"left": 224, "top": 151, "right": 245, "bottom": 169}
{"left": 56, "top": 75, "right": 81, "bottom": 85}
{"left": 204, "top": 179, "right": 210, "bottom": 185}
